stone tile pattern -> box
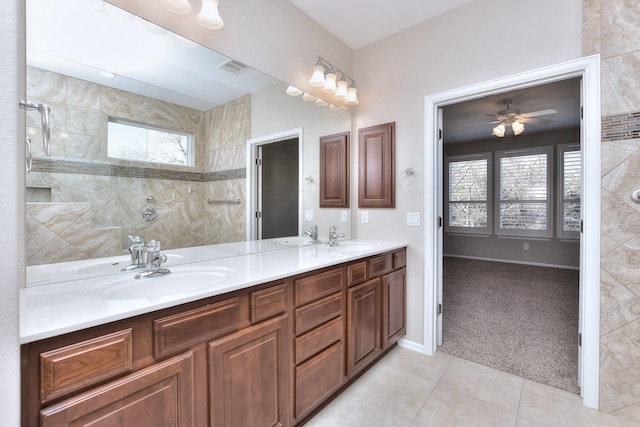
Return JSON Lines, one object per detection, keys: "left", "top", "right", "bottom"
{"left": 25, "top": 67, "right": 250, "bottom": 265}
{"left": 584, "top": 0, "right": 640, "bottom": 423}
{"left": 602, "top": 112, "right": 640, "bottom": 142}
{"left": 306, "top": 346, "right": 624, "bottom": 426}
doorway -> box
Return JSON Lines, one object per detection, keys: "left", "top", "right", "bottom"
{"left": 423, "top": 56, "right": 601, "bottom": 408}
{"left": 246, "top": 128, "right": 303, "bottom": 240}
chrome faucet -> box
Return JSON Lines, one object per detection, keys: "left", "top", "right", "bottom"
{"left": 134, "top": 240, "right": 171, "bottom": 279}
{"left": 122, "top": 235, "right": 146, "bottom": 271}
{"left": 304, "top": 225, "right": 321, "bottom": 244}
{"left": 326, "top": 225, "right": 345, "bottom": 247}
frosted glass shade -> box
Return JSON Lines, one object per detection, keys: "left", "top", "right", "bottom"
{"left": 512, "top": 121, "right": 525, "bottom": 135}
{"left": 334, "top": 80, "right": 348, "bottom": 100}
{"left": 309, "top": 65, "right": 326, "bottom": 87}
{"left": 322, "top": 72, "right": 337, "bottom": 93}
{"left": 160, "top": 0, "right": 192, "bottom": 14}
{"left": 492, "top": 123, "right": 506, "bottom": 137}
{"left": 344, "top": 86, "right": 359, "bottom": 105}
{"left": 196, "top": 0, "right": 224, "bottom": 29}
{"left": 286, "top": 85, "right": 303, "bottom": 96}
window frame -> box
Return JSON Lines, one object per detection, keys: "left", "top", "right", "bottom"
{"left": 557, "top": 143, "right": 581, "bottom": 240}
{"left": 444, "top": 152, "right": 492, "bottom": 235}
{"left": 106, "top": 117, "right": 195, "bottom": 167}
{"left": 494, "top": 146, "right": 553, "bottom": 239}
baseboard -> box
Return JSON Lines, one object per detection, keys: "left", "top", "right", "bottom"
{"left": 443, "top": 253, "right": 579, "bottom": 270}
{"left": 397, "top": 338, "right": 429, "bottom": 354}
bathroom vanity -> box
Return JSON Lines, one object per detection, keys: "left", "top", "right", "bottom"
{"left": 20, "top": 240, "right": 406, "bottom": 426}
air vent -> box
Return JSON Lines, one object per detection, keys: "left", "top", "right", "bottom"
{"left": 218, "top": 59, "right": 249, "bottom": 74}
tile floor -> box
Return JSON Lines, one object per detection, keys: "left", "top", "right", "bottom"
{"left": 305, "top": 346, "right": 625, "bottom": 427}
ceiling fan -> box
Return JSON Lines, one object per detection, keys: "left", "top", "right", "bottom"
{"left": 489, "top": 98, "right": 557, "bottom": 137}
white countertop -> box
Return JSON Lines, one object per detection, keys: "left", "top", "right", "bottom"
{"left": 20, "top": 239, "right": 407, "bottom": 344}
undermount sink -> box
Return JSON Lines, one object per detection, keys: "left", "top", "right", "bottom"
{"left": 81, "top": 265, "right": 232, "bottom": 300}
{"left": 326, "top": 242, "right": 381, "bottom": 255}
{"left": 57, "top": 253, "right": 188, "bottom": 276}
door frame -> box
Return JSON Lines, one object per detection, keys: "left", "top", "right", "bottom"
{"left": 423, "top": 55, "right": 601, "bottom": 408}
{"left": 246, "top": 127, "right": 303, "bottom": 240}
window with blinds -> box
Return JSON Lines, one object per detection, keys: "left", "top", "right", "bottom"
{"left": 558, "top": 144, "right": 581, "bottom": 239}
{"left": 444, "top": 153, "right": 491, "bottom": 234}
{"left": 495, "top": 147, "right": 553, "bottom": 238}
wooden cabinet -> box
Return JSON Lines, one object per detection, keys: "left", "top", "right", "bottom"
{"left": 381, "top": 268, "right": 406, "bottom": 350}
{"left": 40, "top": 352, "right": 194, "bottom": 427}
{"left": 347, "top": 279, "right": 381, "bottom": 376}
{"left": 319, "top": 132, "right": 349, "bottom": 208}
{"left": 291, "top": 267, "right": 345, "bottom": 423}
{"left": 209, "top": 316, "right": 289, "bottom": 427}
{"left": 22, "top": 249, "right": 407, "bottom": 427}
{"left": 358, "top": 122, "right": 395, "bottom": 208}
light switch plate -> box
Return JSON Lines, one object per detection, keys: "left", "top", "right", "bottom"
{"left": 304, "top": 210, "right": 313, "bottom": 221}
{"left": 407, "top": 212, "right": 421, "bottom": 227}
{"left": 361, "top": 211, "right": 369, "bottom": 224}
{"left": 341, "top": 210, "right": 348, "bottom": 222}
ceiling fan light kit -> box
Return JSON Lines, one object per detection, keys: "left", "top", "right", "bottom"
{"left": 491, "top": 98, "right": 556, "bottom": 138}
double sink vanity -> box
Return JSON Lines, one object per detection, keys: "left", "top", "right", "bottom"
{"left": 21, "top": 237, "right": 407, "bottom": 426}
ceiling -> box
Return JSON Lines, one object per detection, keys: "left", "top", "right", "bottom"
{"left": 289, "top": 0, "right": 475, "bottom": 50}
{"left": 442, "top": 78, "right": 581, "bottom": 144}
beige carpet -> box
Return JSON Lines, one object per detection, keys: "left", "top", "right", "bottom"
{"left": 439, "top": 257, "right": 580, "bottom": 394}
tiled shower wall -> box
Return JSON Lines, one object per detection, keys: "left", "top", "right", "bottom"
{"left": 25, "top": 67, "right": 250, "bottom": 265}
{"left": 583, "top": 0, "right": 640, "bottom": 422}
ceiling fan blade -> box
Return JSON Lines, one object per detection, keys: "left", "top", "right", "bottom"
{"left": 523, "top": 117, "right": 553, "bottom": 125}
{"left": 523, "top": 108, "right": 557, "bottom": 118}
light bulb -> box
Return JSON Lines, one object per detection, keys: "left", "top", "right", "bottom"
{"left": 160, "top": 0, "right": 192, "bottom": 14}
{"left": 322, "top": 72, "right": 337, "bottom": 93}
{"left": 197, "top": 0, "right": 224, "bottom": 29}
{"left": 309, "top": 65, "right": 326, "bottom": 87}
{"left": 492, "top": 123, "right": 506, "bottom": 137}
{"left": 344, "top": 86, "right": 359, "bottom": 105}
{"left": 334, "top": 80, "right": 348, "bottom": 100}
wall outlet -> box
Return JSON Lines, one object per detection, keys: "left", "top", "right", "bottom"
{"left": 304, "top": 210, "right": 313, "bottom": 221}
{"left": 361, "top": 211, "right": 369, "bottom": 224}
{"left": 523, "top": 243, "right": 529, "bottom": 250}
{"left": 341, "top": 210, "right": 348, "bottom": 222}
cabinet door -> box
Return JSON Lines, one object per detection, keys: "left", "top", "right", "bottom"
{"left": 208, "top": 316, "right": 289, "bottom": 427}
{"left": 40, "top": 352, "right": 194, "bottom": 427}
{"left": 358, "top": 122, "right": 395, "bottom": 208}
{"left": 319, "top": 131, "right": 349, "bottom": 208}
{"left": 347, "top": 278, "right": 381, "bottom": 377}
{"left": 381, "top": 268, "right": 406, "bottom": 350}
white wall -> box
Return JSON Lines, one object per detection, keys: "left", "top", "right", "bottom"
{"left": 0, "top": 0, "right": 24, "bottom": 424}
{"left": 352, "top": 0, "right": 583, "bottom": 345}
{"left": 251, "top": 82, "right": 353, "bottom": 238}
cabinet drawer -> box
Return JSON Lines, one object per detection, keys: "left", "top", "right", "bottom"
{"left": 295, "top": 267, "right": 343, "bottom": 306}
{"left": 250, "top": 283, "right": 287, "bottom": 324}
{"left": 154, "top": 297, "right": 241, "bottom": 359}
{"left": 40, "top": 329, "right": 133, "bottom": 404}
{"left": 295, "top": 317, "right": 343, "bottom": 364}
{"left": 393, "top": 250, "right": 406, "bottom": 269}
{"left": 347, "top": 261, "right": 367, "bottom": 287}
{"left": 295, "top": 341, "right": 343, "bottom": 419}
{"left": 295, "top": 293, "right": 342, "bottom": 335}
{"left": 369, "top": 253, "right": 393, "bottom": 278}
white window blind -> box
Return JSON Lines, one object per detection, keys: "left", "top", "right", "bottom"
{"left": 445, "top": 153, "right": 491, "bottom": 234}
{"left": 496, "top": 147, "right": 552, "bottom": 238}
{"left": 559, "top": 144, "right": 581, "bottom": 239}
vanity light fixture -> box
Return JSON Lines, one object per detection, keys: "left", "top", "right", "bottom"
{"left": 159, "top": 0, "right": 191, "bottom": 14}
{"left": 196, "top": 0, "right": 224, "bottom": 29}
{"left": 159, "top": 0, "right": 224, "bottom": 30}
{"left": 308, "top": 56, "right": 359, "bottom": 105}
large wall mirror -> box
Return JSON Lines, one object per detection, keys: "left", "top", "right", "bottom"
{"left": 25, "top": 0, "right": 351, "bottom": 281}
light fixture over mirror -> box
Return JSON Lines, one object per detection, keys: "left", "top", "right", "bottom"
{"left": 160, "top": 0, "right": 224, "bottom": 30}
{"left": 308, "top": 56, "right": 359, "bottom": 105}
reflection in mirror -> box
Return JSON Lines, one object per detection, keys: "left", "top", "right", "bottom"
{"left": 25, "top": 0, "right": 351, "bottom": 285}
